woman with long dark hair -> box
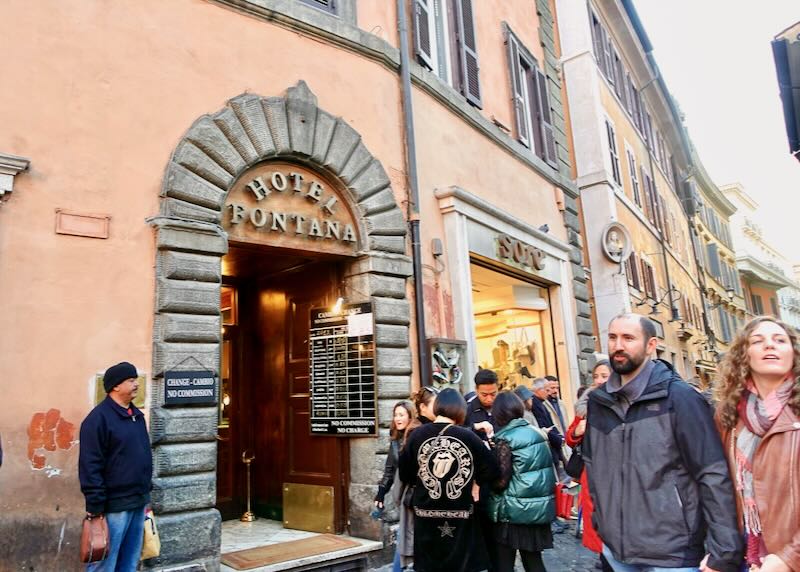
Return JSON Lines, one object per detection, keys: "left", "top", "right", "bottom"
{"left": 398, "top": 388, "right": 500, "bottom": 572}
{"left": 487, "top": 391, "right": 555, "bottom": 572}
{"left": 713, "top": 316, "right": 800, "bottom": 572}
{"left": 375, "top": 400, "right": 417, "bottom": 571}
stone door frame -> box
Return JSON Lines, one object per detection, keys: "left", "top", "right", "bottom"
{"left": 146, "top": 82, "right": 411, "bottom": 569}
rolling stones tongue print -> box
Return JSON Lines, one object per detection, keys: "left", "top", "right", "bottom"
{"left": 418, "top": 432, "right": 474, "bottom": 500}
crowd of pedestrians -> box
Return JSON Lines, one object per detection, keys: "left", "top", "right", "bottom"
{"left": 375, "top": 313, "right": 800, "bottom": 572}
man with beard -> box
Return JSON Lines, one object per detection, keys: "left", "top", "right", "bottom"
{"left": 583, "top": 314, "right": 742, "bottom": 572}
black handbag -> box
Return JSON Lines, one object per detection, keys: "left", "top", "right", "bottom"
{"left": 564, "top": 445, "right": 584, "bottom": 479}
{"left": 401, "top": 484, "right": 415, "bottom": 508}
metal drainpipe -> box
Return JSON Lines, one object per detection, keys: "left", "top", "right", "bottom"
{"left": 397, "top": 0, "right": 430, "bottom": 386}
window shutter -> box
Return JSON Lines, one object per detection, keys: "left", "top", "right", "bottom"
{"left": 534, "top": 68, "right": 558, "bottom": 167}
{"left": 630, "top": 252, "right": 641, "bottom": 290}
{"left": 603, "top": 32, "right": 614, "bottom": 84}
{"left": 706, "top": 242, "right": 721, "bottom": 279}
{"left": 613, "top": 50, "right": 624, "bottom": 99}
{"left": 648, "top": 264, "right": 658, "bottom": 298}
{"left": 413, "top": 0, "right": 434, "bottom": 70}
{"left": 663, "top": 204, "right": 672, "bottom": 243}
{"left": 454, "top": 0, "right": 481, "bottom": 108}
{"left": 590, "top": 13, "right": 604, "bottom": 69}
{"left": 506, "top": 33, "right": 528, "bottom": 147}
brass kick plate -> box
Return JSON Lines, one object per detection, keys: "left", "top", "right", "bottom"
{"left": 282, "top": 483, "right": 334, "bottom": 533}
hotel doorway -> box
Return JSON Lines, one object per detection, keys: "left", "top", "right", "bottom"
{"left": 216, "top": 243, "right": 349, "bottom": 533}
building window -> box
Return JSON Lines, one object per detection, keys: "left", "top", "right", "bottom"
{"left": 770, "top": 297, "right": 779, "bottom": 317}
{"left": 751, "top": 294, "right": 764, "bottom": 315}
{"left": 299, "top": 0, "right": 337, "bottom": 14}
{"left": 626, "top": 147, "right": 641, "bottom": 207}
{"left": 415, "top": 0, "right": 482, "bottom": 108}
{"left": 506, "top": 25, "right": 558, "bottom": 167}
{"left": 625, "top": 252, "right": 641, "bottom": 290}
{"left": 641, "top": 258, "right": 657, "bottom": 299}
{"left": 606, "top": 120, "right": 621, "bottom": 185}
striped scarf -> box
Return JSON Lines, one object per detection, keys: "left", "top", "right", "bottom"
{"left": 734, "top": 376, "right": 794, "bottom": 566}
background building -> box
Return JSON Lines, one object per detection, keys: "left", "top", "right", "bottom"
{"left": 722, "top": 183, "right": 794, "bottom": 320}
{"left": 772, "top": 21, "right": 800, "bottom": 162}
{"left": 684, "top": 152, "right": 747, "bottom": 372}
{"left": 558, "top": 0, "right": 706, "bottom": 378}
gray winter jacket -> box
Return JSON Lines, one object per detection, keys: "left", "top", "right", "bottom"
{"left": 583, "top": 360, "right": 742, "bottom": 572}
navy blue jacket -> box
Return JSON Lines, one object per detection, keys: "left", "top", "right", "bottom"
{"left": 79, "top": 396, "right": 152, "bottom": 514}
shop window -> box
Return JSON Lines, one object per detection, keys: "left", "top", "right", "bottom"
{"left": 505, "top": 25, "right": 558, "bottom": 167}
{"left": 470, "top": 263, "right": 556, "bottom": 390}
{"left": 414, "top": 0, "right": 482, "bottom": 108}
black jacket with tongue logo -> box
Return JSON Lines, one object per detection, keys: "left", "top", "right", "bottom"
{"left": 583, "top": 359, "right": 743, "bottom": 572}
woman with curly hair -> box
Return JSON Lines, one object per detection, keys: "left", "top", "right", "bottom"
{"left": 714, "top": 316, "right": 800, "bottom": 572}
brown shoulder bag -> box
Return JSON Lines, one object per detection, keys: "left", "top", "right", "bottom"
{"left": 80, "top": 514, "right": 109, "bottom": 563}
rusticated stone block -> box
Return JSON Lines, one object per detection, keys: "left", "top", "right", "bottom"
{"left": 172, "top": 141, "right": 233, "bottom": 190}
{"left": 347, "top": 253, "right": 413, "bottom": 278}
{"left": 348, "top": 484, "right": 382, "bottom": 541}
{"left": 162, "top": 198, "right": 221, "bottom": 224}
{"left": 369, "top": 235, "right": 407, "bottom": 254}
{"left": 573, "top": 282, "right": 590, "bottom": 302}
{"left": 349, "top": 159, "right": 391, "bottom": 202}
{"left": 228, "top": 94, "right": 276, "bottom": 158}
{"left": 285, "top": 81, "right": 318, "bottom": 157}
{"left": 158, "top": 251, "right": 221, "bottom": 283}
{"left": 213, "top": 106, "right": 258, "bottom": 164}
{"left": 376, "top": 375, "right": 412, "bottom": 399}
{"left": 152, "top": 343, "right": 219, "bottom": 378}
{"left": 155, "top": 313, "right": 220, "bottom": 344}
{"left": 156, "top": 279, "right": 220, "bottom": 315}
{"left": 325, "top": 119, "right": 360, "bottom": 174}
{"left": 576, "top": 316, "right": 595, "bottom": 336}
{"left": 185, "top": 116, "right": 246, "bottom": 176}
{"left": 312, "top": 109, "right": 337, "bottom": 164}
{"left": 151, "top": 473, "right": 216, "bottom": 513}
{"left": 366, "top": 208, "right": 406, "bottom": 237}
{"left": 375, "top": 324, "right": 409, "bottom": 348}
{"left": 162, "top": 163, "right": 227, "bottom": 211}
{"left": 579, "top": 334, "right": 596, "bottom": 353}
{"left": 376, "top": 347, "right": 412, "bottom": 376}
{"left": 142, "top": 509, "right": 220, "bottom": 567}
{"left": 373, "top": 297, "right": 411, "bottom": 326}
{"left": 348, "top": 438, "right": 383, "bottom": 484}
{"left": 149, "top": 407, "right": 218, "bottom": 444}
{"left": 340, "top": 141, "right": 372, "bottom": 185}
{"left": 263, "top": 97, "right": 291, "bottom": 155}
{"left": 154, "top": 443, "right": 217, "bottom": 477}
{"left": 358, "top": 186, "right": 396, "bottom": 216}
{"left": 156, "top": 225, "right": 227, "bottom": 257}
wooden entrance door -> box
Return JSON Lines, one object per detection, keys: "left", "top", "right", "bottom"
{"left": 249, "top": 262, "right": 349, "bottom": 531}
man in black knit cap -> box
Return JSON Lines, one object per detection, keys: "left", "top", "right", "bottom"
{"left": 79, "top": 362, "right": 152, "bottom": 571}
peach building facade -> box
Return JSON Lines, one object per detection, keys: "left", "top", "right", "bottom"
{"left": 0, "top": 1, "right": 589, "bottom": 569}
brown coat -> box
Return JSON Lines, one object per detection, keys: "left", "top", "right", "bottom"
{"left": 718, "top": 405, "right": 800, "bottom": 571}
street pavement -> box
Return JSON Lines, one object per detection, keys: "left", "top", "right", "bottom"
{"left": 371, "top": 518, "right": 599, "bottom": 571}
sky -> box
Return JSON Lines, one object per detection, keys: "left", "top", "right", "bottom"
{"left": 634, "top": 1, "right": 800, "bottom": 264}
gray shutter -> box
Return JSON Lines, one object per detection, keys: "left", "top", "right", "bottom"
{"left": 506, "top": 32, "right": 529, "bottom": 147}
{"left": 534, "top": 68, "right": 558, "bottom": 167}
{"left": 413, "top": 0, "right": 434, "bottom": 70}
{"left": 706, "top": 242, "right": 721, "bottom": 278}
{"left": 455, "top": 0, "right": 481, "bottom": 108}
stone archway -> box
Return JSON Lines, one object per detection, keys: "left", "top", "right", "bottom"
{"left": 146, "top": 82, "right": 412, "bottom": 569}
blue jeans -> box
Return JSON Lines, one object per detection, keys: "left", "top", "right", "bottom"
{"left": 86, "top": 508, "right": 146, "bottom": 572}
{"left": 602, "top": 545, "right": 699, "bottom": 572}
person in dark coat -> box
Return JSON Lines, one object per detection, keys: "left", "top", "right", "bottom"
{"left": 399, "top": 388, "right": 500, "bottom": 572}
{"left": 79, "top": 362, "right": 152, "bottom": 572}
{"left": 374, "top": 400, "right": 416, "bottom": 571}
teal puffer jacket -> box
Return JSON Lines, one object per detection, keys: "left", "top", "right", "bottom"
{"left": 487, "top": 418, "right": 556, "bottom": 525}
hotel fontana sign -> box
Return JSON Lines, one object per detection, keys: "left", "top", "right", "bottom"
{"left": 224, "top": 162, "right": 359, "bottom": 255}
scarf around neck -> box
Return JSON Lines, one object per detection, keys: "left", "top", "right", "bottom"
{"left": 734, "top": 376, "right": 795, "bottom": 566}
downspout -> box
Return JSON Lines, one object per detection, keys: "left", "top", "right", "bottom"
{"left": 397, "top": 0, "right": 430, "bottom": 386}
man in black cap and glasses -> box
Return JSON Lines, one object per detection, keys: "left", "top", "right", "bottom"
{"left": 79, "top": 362, "right": 152, "bottom": 571}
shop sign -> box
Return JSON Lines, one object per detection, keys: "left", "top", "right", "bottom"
{"left": 309, "top": 302, "right": 377, "bottom": 436}
{"left": 163, "top": 370, "right": 218, "bottom": 406}
{"left": 224, "top": 162, "right": 359, "bottom": 256}
{"left": 497, "top": 234, "right": 546, "bottom": 271}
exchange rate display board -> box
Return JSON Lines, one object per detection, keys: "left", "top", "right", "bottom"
{"left": 309, "top": 302, "right": 377, "bottom": 436}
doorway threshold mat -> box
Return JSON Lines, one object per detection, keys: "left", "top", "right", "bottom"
{"left": 221, "top": 534, "right": 361, "bottom": 570}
